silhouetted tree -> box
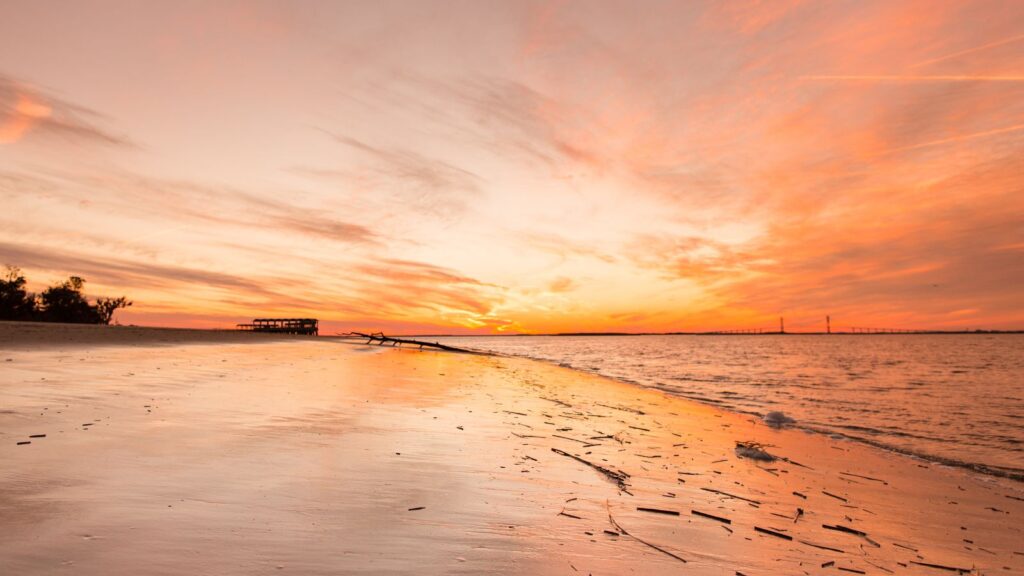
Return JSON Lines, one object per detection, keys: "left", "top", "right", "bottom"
{"left": 1, "top": 266, "right": 38, "bottom": 320}
{"left": 37, "top": 276, "right": 132, "bottom": 324}
{"left": 39, "top": 276, "right": 98, "bottom": 323}
{"left": 1, "top": 267, "right": 132, "bottom": 325}
{"left": 95, "top": 296, "right": 132, "bottom": 324}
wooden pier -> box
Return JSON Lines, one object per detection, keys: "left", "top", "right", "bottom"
{"left": 237, "top": 318, "right": 318, "bottom": 335}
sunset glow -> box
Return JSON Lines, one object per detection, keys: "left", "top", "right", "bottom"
{"left": 2, "top": 0, "right": 1023, "bottom": 334}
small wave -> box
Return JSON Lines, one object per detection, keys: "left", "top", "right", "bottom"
{"left": 799, "top": 423, "right": 1024, "bottom": 482}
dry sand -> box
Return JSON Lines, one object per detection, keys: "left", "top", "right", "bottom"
{"left": 0, "top": 320, "right": 304, "bottom": 348}
{"left": 1, "top": 323, "right": 1021, "bottom": 575}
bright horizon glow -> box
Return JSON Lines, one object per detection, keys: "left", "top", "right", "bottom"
{"left": 2, "top": 1, "right": 1023, "bottom": 335}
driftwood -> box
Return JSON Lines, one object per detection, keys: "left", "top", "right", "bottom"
{"left": 840, "top": 471, "right": 888, "bottom": 484}
{"left": 822, "top": 524, "right": 866, "bottom": 537}
{"left": 551, "top": 448, "right": 630, "bottom": 492}
{"left": 347, "top": 332, "right": 483, "bottom": 354}
{"left": 607, "top": 500, "right": 687, "bottom": 563}
{"left": 595, "top": 402, "right": 646, "bottom": 415}
{"left": 552, "top": 434, "right": 589, "bottom": 444}
{"left": 691, "top": 509, "right": 732, "bottom": 524}
{"left": 637, "top": 507, "right": 679, "bottom": 516}
{"left": 799, "top": 539, "right": 846, "bottom": 553}
{"left": 823, "top": 524, "right": 880, "bottom": 547}
{"left": 735, "top": 441, "right": 777, "bottom": 462}
{"left": 754, "top": 526, "right": 793, "bottom": 540}
{"left": 700, "top": 487, "right": 762, "bottom": 505}
{"left": 908, "top": 561, "right": 972, "bottom": 574}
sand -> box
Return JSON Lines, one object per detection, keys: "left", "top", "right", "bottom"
{"left": 0, "top": 320, "right": 304, "bottom": 348}
{"left": 1, "top": 322, "right": 1022, "bottom": 575}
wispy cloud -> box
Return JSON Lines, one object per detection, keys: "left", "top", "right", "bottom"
{"left": 351, "top": 258, "right": 503, "bottom": 317}
{"left": 547, "top": 276, "right": 577, "bottom": 293}
{"left": 875, "top": 123, "right": 1024, "bottom": 155}
{"left": 0, "top": 73, "right": 133, "bottom": 146}
{"left": 911, "top": 33, "right": 1024, "bottom": 68}
{"left": 0, "top": 240, "right": 293, "bottom": 303}
{"left": 801, "top": 75, "right": 1024, "bottom": 82}
{"left": 297, "top": 133, "right": 483, "bottom": 221}
{"left": 520, "top": 231, "right": 617, "bottom": 265}
{"left": 0, "top": 169, "right": 379, "bottom": 245}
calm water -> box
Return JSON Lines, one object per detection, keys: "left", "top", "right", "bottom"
{"left": 435, "top": 334, "right": 1024, "bottom": 479}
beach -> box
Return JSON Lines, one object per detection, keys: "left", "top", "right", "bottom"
{"left": 1, "top": 323, "right": 1022, "bottom": 575}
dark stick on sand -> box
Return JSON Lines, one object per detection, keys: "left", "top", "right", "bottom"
{"left": 551, "top": 447, "right": 630, "bottom": 491}
{"left": 822, "top": 524, "right": 867, "bottom": 537}
{"left": 908, "top": 560, "right": 972, "bottom": 574}
{"left": 691, "top": 509, "right": 732, "bottom": 523}
{"left": 637, "top": 507, "right": 679, "bottom": 516}
{"left": 799, "top": 539, "right": 846, "bottom": 553}
{"left": 700, "top": 487, "right": 762, "bottom": 505}
{"left": 606, "top": 500, "right": 686, "bottom": 563}
{"left": 754, "top": 526, "right": 793, "bottom": 540}
{"left": 595, "top": 402, "right": 646, "bottom": 415}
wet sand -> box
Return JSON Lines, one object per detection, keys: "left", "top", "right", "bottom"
{"left": 1, "top": 324, "right": 1022, "bottom": 574}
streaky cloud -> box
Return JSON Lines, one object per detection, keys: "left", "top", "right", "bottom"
{"left": 0, "top": 73, "right": 133, "bottom": 147}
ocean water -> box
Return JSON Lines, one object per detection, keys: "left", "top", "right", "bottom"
{"left": 434, "top": 334, "right": 1024, "bottom": 479}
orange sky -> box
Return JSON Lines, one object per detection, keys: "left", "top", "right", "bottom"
{"left": 1, "top": 0, "right": 1023, "bottom": 334}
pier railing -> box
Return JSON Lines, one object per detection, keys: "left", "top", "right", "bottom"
{"left": 237, "top": 318, "right": 318, "bottom": 335}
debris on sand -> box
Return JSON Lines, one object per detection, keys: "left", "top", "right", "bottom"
{"left": 692, "top": 509, "right": 732, "bottom": 524}
{"left": 763, "top": 411, "right": 795, "bottom": 427}
{"left": 607, "top": 500, "right": 687, "bottom": 564}
{"left": 551, "top": 448, "right": 630, "bottom": 492}
{"left": 735, "top": 441, "right": 778, "bottom": 462}
{"left": 754, "top": 526, "right": 793, "bottom": 540}
{"left": 637, "top": 507, "right": 679, "bottom": 516}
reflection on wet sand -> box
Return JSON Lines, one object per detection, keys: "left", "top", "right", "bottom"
{"left": 1, "top": 332, "right": 1022, "bottom": 574}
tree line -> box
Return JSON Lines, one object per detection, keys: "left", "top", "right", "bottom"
{"left": 0, "top": 266, "right": 132, "bottom": 324}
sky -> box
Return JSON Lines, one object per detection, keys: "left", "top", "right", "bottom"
{"left": 1, "top": 0, "right": 1023, "bottom": 334}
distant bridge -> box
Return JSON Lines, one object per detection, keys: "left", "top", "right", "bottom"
{"left": 699, "top": 326, "right": 937, "bottom": 334}
{"left": 848, "top": 327, "right": 931, "bottom": 334}
{"left": 702, "top": 328, "right": 772, "bottom": 334}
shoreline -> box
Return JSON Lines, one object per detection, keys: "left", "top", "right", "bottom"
{"left": 2, "top": 324, "right": 1022, "bottom": 574}
{"left": 483, "top": 351, "right": 1024, "bottom": 484}
{"left": 9, "top": 322, "right": 1022, "bottom": 480}
{"left": 435, "top": 335, "right": 1024, "bottom": 484}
